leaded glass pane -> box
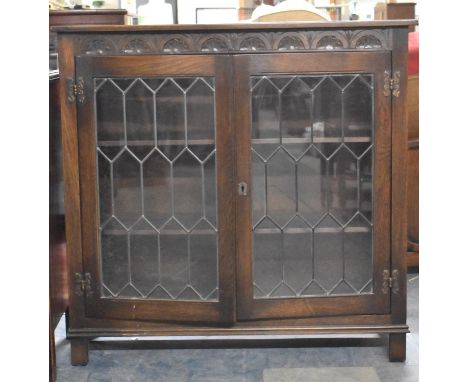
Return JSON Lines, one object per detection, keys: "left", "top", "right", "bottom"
{"left": 189, "top": 220, "right": 218, "bottom": 299}
{"left": 143, "top": 150, "right": 172, "bottom": 229}
{"left": 266, "top": 148, "right": 296, "bottom": 227}
{"left": 126, "top": 79, "right": 155, "bottom": 160}
{"left": 100, "top": 218, "right": 128, "bottom": 296}
{"left": 159, "top": 220, "right": 189, "bottom": 298}
{"left": 112, "top": 149, "right": 142, "bottom": 228}
{"left": 344, "top": 215, "right": 373, "bottom": 293}
{"left": 96, "top": 80, "right": 124, "bottom": 143}
{"left": 314, "top": 216, "right": 343, "bottom": 293}
{"left": 156, "top": 79, "right": 185, "bottom": 160}
{"left": 251, "top": 74, "right": 374, "bottom": 299}
{"left": 95, "top": 77, "right": 218, "bottom": 301}
{"left": 204, "top": 152, "right": 217, "bottom": 228}
{"left": 253, "top": 219, "right": 283, "bottom": 298}
{"left": 186, "top": 78, "right": 215, "bottom": 160}
{"left": 173, "top": 150, "right": 204, "bottom": 230}
{"left": 251, "top": 77, "right": 280, "bottom": 160}
{"left": 129, "top": 219, "right": 159, "bottom": 297}
{"left": 252, "top": 151, "right": 266, "bottom": 227}
{"left": 282, "top": 216, "right": 313, "bottom": 293}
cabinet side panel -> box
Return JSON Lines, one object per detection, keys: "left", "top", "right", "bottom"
{"left": 57, "top": 34, "right": 86, "bottom": 328}
{"left": 390, "top": 28, "right": 409, "bottom": 325}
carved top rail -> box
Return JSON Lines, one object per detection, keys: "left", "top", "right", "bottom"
{"left": 54, "top": 21, "right": 416, "bottom": 55}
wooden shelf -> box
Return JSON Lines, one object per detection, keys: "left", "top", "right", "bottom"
{"left": 254, "top": 226, "right": 371, "bottom": 234}
{"left": 102, "top": 226, "right": 371, "bottom": 235}
{"left": 252, "top": 137, "right": 371, "bottom": 145}
{"left": 98, "top": 139, "right": 215, "bottom": 147}
{"left": 98, "top": 136, "right": 371, "bottom": 147}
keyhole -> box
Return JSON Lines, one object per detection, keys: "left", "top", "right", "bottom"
{"left": 238, "top": 182, "right": 248, "bottom": 196}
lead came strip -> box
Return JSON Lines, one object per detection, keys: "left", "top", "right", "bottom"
{"left": 251, "top": 74, "right": 374, "bottom": 299}
{"left": 95, "top": 76, "right": 219, "bottom": 301}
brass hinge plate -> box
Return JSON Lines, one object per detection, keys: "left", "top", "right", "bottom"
{"left": 74, "top": 272, "right": 93, "bottom": 296}
{"left": 384, "top": 70, "right": 400, "bottom": 98}
{"left": 67, "top": 77, "right": 85, "bottom": 104}
{"left": 382, "top": 269, "right": 399, "bottom": 294}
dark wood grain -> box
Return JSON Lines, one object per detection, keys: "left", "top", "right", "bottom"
{"left": 57, "top": 34, "right": 88, "bottom": 331}
{"left": 406, "top": 75, "right": 419, "bottom": 268}
{"left": 69, "top": 324, "right": 408, "bottom": 338}
{"left": 233, "top": 54, "right": 252, "bottom": 321}
{"left": 214, "top": 55, "right": 237, "bottom": 324}
{"left": 390, "top": 28, "right": 409, "bottom": 329}
{"left": 389, "top": 333, "right": 406, "bottom": 362}
{"left": 70, "top": 338, "right": 89, "bottom": 366}
{"left": 235, "top": 51, "right": 392, "bottom": 321}
{"left": 77, "top": 54, "right": 236, "bottom": 324}
{"left": 57, "top": 23, "right": 411, "bottom": 364}
{"left": 49, "top": 9, "right": 127, "bottom": 27}
{"left": 90, "top": 55, "right": 217, "bottom": 76}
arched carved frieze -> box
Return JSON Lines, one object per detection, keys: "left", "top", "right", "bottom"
{"left": 356, "top": 35, "right": 383, "bottom": 49}
{"left": 120, "top": 38, "right": 153, "bottom": 54}
{"left": 351, "top": 30, "right": 386, "bottom": 49}
{"left": 199, "top": 35, "right": 230, "bottom": 52}
{"left": 162, "top": 35, "right": 193, "bottom": 53}
{"left": 83, "top": 38, "right": 117, "bottom": 55}
{"left": 238, "top": 34, "right": 270, "bottom": 51}
{"left": 274, "top": 33, "right": 308, "bottom": 50}
{"left": 74, "top": 29, "right": 390, "bottom": 56}
{"left": 312, "top": 31, "right": 348, "bottom": 50}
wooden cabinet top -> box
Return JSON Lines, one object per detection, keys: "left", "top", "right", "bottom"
{"left": 52, "top": 20, "right": 417, "bottom": 33}
{"left": 50, "top": 9, "right": 128, "bottom": 16}
{"left": 54, "top": 20, "right": 416, "bottom": 56}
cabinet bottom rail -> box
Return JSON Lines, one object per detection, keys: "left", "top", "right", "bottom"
{"left": 68, "top": 326, "right": 409, "bottom": 365}
{"left": 67, "top": 324, "right": 409, "bottom": 338}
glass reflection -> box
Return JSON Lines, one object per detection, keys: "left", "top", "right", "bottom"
{"left": 251, "top": 74, "right": 374, "bottom": 299}
{"left": 95, "top": 77, "right": 219, "bottom": 301}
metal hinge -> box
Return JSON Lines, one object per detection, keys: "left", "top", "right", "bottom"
{"left": 383, "top": 70, "right": 400, "bottom": 98}
{"left": 74, "top": 272, "right": 93, "bottom": 296}
{"left": 382, "top": 269, "right": 399, "bottom": 294}
{"left": 67, "top": 77, "right": 85, "bottom": 104}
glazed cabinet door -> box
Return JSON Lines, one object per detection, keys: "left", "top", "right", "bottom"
{"left": 75, "top": 55, "right": 235, "bottom": 324}
{"left": 234, "top": 52, "right": 392, "bottom": 320}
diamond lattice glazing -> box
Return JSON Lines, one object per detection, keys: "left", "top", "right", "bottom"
{"left": 251, "top": 74, "right": 374, "bottom": 299}
{"left": 95, "top": 77, "right": 219, "bottom": 301}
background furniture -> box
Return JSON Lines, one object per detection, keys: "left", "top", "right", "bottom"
{"left": 55, "top": 20, "right": 415, "bottom": 367}
{"left": 49, "top": 71, "right": 67, "bottom": 382}
{"left": 239, "top": 0, "right": 276, "bottom": 20}
{"left": 375, "top": 2, "right": 416, "bottom": 32}
{"left": 49, "top": 9, "right": 129, "bottom": 70}
{"left": 252, "top": 0, "right": 330, "bottom": 22}
{"left": 315, "top": 5, "right": 343, "bottom": 21}
{"left": 49, "top": 10, "right": 129, "bottom": 382}
{"left": 49, "top": 8, "right": 129, "bottom": 26}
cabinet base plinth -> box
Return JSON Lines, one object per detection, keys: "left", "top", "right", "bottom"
{"left": 388, "top": 333, "right": 406, "bottom": 362}
{"left": 71, "top": 338, "right": 89, "bottom": 366}
{"left": 67, "top": 324, "right": 408, "bottom": 364}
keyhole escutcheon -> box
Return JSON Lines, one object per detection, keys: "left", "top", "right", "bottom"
{"left": 238, "top": 181, "right": 248, "bottom": 196}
